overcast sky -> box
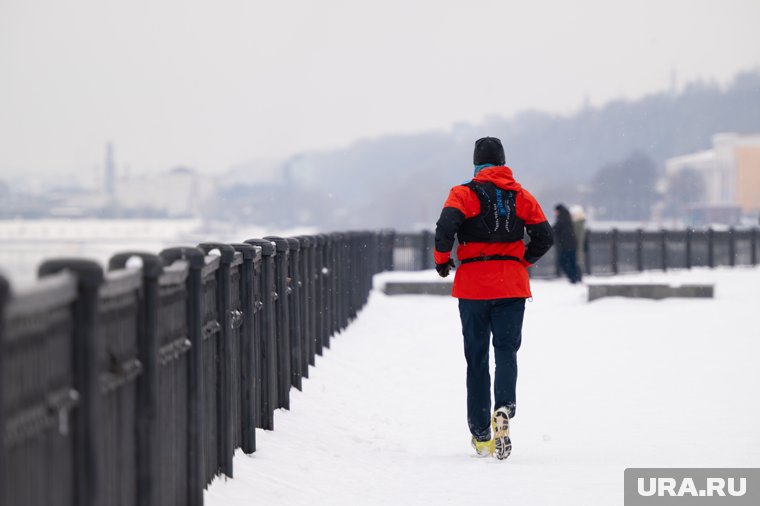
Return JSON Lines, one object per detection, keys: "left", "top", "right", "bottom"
{"left": 1, "top": 0, "right": 759, "bottom": 181}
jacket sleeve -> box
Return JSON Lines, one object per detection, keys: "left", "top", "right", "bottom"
{"left": 524, "top": 222, "right": 554, "bottom": 264}
{"left": 517, "top": 189, "right": 554, "bottom": 265}
{"left": 434, "top": 186, "right": 475, "bottom": 265}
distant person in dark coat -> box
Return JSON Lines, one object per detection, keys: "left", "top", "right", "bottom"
{"left": 553, "top": 204, "right": 582, "bottom": 283}
{"left": 570, "top": 205, "right": 587, "bottom": 273}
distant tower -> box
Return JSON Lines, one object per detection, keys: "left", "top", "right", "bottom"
{"left": 105, "top": 142, "right": 115, "bottom": 196}
{"left": 581, "top": 92, "right": 591, "bottom": 111}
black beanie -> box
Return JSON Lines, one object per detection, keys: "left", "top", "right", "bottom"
{"left": 473, "top": 137, "right": 505, "bottom": 166}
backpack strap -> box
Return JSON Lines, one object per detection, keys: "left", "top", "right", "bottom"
{"left": 462, "top": 181, "right": 492, "bottom": 207}
{"left": 459, "top": 255, "right": 522, "bottom": 264}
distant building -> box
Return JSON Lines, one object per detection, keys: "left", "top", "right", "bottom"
{"left": 115, "top": 167, "right": 215, "bottom": 217}
{"left": 730, "top": 136, "right": 760, "bottom": 214}
{"left": 665, "top": 133, "right": 760, "bottom": 224}
{"left": 105, "top": 142, "right": 116, "bottom": 197}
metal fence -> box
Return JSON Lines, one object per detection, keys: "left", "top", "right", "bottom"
{"left": 0, "top": 230, "right": 395, "bottom": 506}
{"left": 3, "top": 225, "right": 754, "bottom": 506}
{"left": 390, "top": 228, "right": 760, "bottom": 277}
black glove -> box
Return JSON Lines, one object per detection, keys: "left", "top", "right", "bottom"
{"left": 435, "top": 259, "right": 455, "bottom": 278}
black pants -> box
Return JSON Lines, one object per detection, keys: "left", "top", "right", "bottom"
{"left": 558, "top": 250, "right": 582, "bottom": 283}
{"left": 458, "top": 297, "right": 525, "bottom": 440}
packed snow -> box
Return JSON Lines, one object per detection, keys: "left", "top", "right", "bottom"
{"left": 205, "top": 266, "right": 760, "bottom": 506}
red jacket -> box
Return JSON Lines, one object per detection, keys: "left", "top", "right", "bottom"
{"left": 433, "top": 166, "right": 553, "bottom": 300}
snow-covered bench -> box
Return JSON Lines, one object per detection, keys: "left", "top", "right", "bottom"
{"left": 587, "top": 283, "right": 714, "bottom": 301}
{"left": 383, "top": 281, "right": 453, "bottom": 296}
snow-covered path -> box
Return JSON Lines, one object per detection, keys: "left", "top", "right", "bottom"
{"left": 206, "top": 268, "right": 760, "bottom": 506}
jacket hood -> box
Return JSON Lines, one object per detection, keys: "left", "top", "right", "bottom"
{"left": 472, "top": 165, "right": 522, "bottom": 191}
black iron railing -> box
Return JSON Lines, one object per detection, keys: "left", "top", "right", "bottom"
{"left": 391, "top": 228, "right": 759, "bottom": 277}
{"left": 0, "top": 230, "right": 395, "bottom": 506}
{"left": 2, "top": 225, "right": 756, "bottom": 506}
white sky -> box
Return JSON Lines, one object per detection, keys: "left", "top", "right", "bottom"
{"left": 1, "top": 0, "right": 759, "bottom": 180}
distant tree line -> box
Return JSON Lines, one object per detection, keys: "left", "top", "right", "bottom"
{"left": 590, "top": 152, "right": 658, "bottom": 221}
{"left": 207, "top": 69, "right": 760, "bottom": 228}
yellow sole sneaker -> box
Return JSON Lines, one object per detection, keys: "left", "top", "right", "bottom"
{"left": 470, "top": 436, "right": 495, "bottom": 457}
{"left": 491, "top": 407, "right": 512, "bottom": 460}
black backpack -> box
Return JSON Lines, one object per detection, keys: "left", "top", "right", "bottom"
{"left": 456, "top": 180, "right": 525, "bottom": 244}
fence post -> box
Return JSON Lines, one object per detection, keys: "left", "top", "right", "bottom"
{"left": 661, "top": 230, "right": 668, "bottom": 272}
{"left": 0, "top": 275, "right": 8, "bottom": 504}
{"left": 362, "top": 231, "right": 373, "bottom": 304}
{"left": 38, "top": 259, "right": 104, "bottom": 506}
{"left": 198, "top": 243, "right": 236, "bottom": 478}
{"left": 285, "top": 238, "right": 303, "bottom": 390}
{"left": 584, "top": 230, "right": 592, "bottom": 276}
{"left": 611, "top": 229, "right": 619, "bottom": 275}
{"left": 318, "top": 234, "right": 332, "bottom": 350}
{"left": 349, "top": 232, "right": 359, "bottom": 319}
{"left": 230, "top": 244, "right": 258, "bottom": 454}
{"left": 328, "top": 233, "right": 343, "bottom": 336}
{"left": 685, "top": 228, "right": 693, "bottom": 269}
{"left": 329, "top": 234, "right": 339, "bottom": 336}
{"left": 327, "top": 233, "right": 335, "bottom": 340}
{"left": 332, "top": 233, "right": 342, "bottom": 331}
{"left": 728, "top": 227, "right": 736, "bottom": 267}
{"left": 635, "top": 229, "right": 644, "bottom": 272}
{"left": 308, "top": 236, "right": 319, "bottom": 362}
{"left": 707, "top": 228, "right": 715, "bottom": 268}
{"left": 244, "top": 239, "right": 277, "bottom": 431}
{"left": 107, "top": 252, "right": 163, "bottom": 506}
{"left": 752, "top": 228, "right": 758, "bottom": 266}
{"left": 311, "top": 235, "right": 324, "bottom": 356}
{"left": 317, "top": 234, "right": 329, "bottom": 352}
{"left": 262, "top": 237, "right": 291, "bottom": 411}
{"left": 382, "top": 229, "right": 395, "bottom": 271}
{"left": 419, "top": 230, "right": 432, "bottom": 270}
{"left": 248, "top": 245, "right": 266, "bottom": 432}
{"left": 295, "top": 236, "right": 312, "bottom": 379}
{"left": 158, "top": 247, "right": 206, "bottom": 506}
{"left": 337, "top": 233, "right": 349, "bottom": 331}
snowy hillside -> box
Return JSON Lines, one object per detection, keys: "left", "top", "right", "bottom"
{"left": 205, "top": 267, "right": 760, "bottom": 506}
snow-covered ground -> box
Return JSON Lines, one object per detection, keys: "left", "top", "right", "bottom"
{"left": 206, "top": 266, "right": 760, "bottom": 506}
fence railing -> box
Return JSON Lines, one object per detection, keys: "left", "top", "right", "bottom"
{"left": 390, "top": 228, "right": 760, "bottom": 277}
{"left": 0, "top": 230, "right": 395, "bottom": 506}
{"left": 2, "top": 226, "right": 756, "bottom": 505}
